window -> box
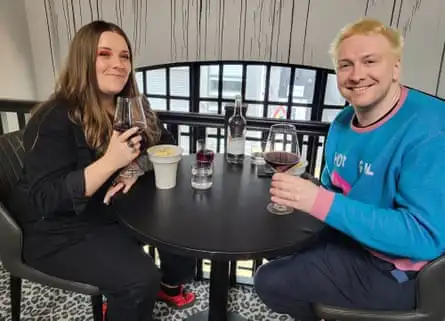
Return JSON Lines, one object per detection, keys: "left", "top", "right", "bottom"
{"left": 147, "top": 97, "right": 167, "bottom": 111}
{"left": 199, "top": 101, "right": 218, "bottom": 114}
{"left": 245, "top": 104, "right": 264, "bottom": 118}
{"left": 170, "top": 67, "right": 190, "bottom": 97}
{"left": 146, "top": 69, "right": 166, "bottom": 95}
{"left": 324, "top": 73, "right": 346, "bottom": 106}
{"left": 1, "top": 112, "right": 20, "bottom": 132}
{"left": 245, "top": 65, "right": 266, "bottom": 101}
{"left": 137, "top": 64, "right": 344, "bottom": 123}
{"left": 178, "top": 125, "right": 190, "bottom": 154}
{"left": 200, "top": 65, "right": 220, "bottom": 98}
{"left": 292, "top": 69, "right": 316, "bottom": 104}
{"left": 291, "top": 107, "right": 312, "bottom": 121}
{"left": 136, "top": 62, "right": 338, "bottom": 164}
{"left": 136, "top": 72, "right": 144, "bottom": 93}
{"left": 268, "top": 66, "right": 291, "bottom": 102}
{"left": 322, "top": 108, "right": 342, "bottom": 122}
{"left": 222, "top": 65, "right": 242, "bottom": 99}
{"left": 170, "top": 99, "right": 189, "bottom": 113}
{"left": 267, "top": 105, "right": 288, "bottom": 119}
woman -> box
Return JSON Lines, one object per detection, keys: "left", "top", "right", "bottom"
{"left": 7, "top": 20, "right": 196, "bottom": 321}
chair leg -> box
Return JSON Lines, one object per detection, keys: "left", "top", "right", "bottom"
{"left": 10, "top": 275, "right": 22, "bottom": 321}
{"left": 91, "top": 294, "right": 104, "bottom": 321}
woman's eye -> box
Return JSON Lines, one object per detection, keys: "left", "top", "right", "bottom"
{"left": 98, "top": 51, "right": 111, "bottom": 57}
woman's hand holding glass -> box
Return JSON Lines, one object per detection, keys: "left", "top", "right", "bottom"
{"left": 102, "top": 126, "right": 142, "bottom": 172}
{"left": 113, "top": 96, "right": 148, "bottom": 178}
{"left": 100, "top": 127, "right": 142, "bottom": 205}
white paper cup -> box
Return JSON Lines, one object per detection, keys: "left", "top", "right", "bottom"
{"left": 147, "top": 145, "right": 183, "bottom": 189}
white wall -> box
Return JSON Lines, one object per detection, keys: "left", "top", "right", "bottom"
{"left": 15, "top": 0, "right": 445, "bottom": 100}
{"left": 0, "top": 0, "right": 36, "bottom": 99}
{"left": 0, "top": 0, "right": 36, "bottom": 132}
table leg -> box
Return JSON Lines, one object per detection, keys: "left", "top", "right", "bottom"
{"left": 186, "top": 261, "right": 248, "bottom": 321}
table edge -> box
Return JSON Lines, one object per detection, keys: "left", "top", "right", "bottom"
{"left": 118, "top": 215, "right": 324, "bottom": 260}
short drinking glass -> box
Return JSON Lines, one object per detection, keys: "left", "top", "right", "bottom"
{"left": 191, "top": 162, "right": 213, "bottom": 190}
{"left": 250, "top": 139, "right": 267, "bottom": 165}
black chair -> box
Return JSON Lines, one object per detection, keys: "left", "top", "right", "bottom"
{"left": 314, "top": 254, "right": 445, "bottom": 321}
{"left": 0, "top": 130, "right": 104, "bottom": 321}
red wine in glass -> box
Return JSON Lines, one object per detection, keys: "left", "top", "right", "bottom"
{"left": 196, "top": 140, "right": 214, "bottom": 166}
{"left": 113, "top": 121, "right": 131, "bottom": 133}
{"left": 264, "top": 151, "right": 300, "bottom": 173}
{"left": 113, "top": 121, "right": 148, "bottom": 152}
{"left": 113, "top": 96, "right": 148, "bottom": 178}
{"left": 138, "top": 130, "right": 149, "bottom": 151}
{"left": 264, "top": 123, "right": 301, "bottom": 215}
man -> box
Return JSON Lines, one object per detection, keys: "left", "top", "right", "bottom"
{"left": 254, "top": 17, "right": 445, "bottom": 321}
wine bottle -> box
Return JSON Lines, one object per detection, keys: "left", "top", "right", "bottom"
{"left": 226, "top": 95, "right": 246, "bottom": 164}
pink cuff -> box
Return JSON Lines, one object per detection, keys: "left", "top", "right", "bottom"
{"left": 310, "top": 187, "right": 335, "bottom": 221}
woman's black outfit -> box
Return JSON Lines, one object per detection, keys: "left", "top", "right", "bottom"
{"left": 6, "top": 99, "right": 195, "bottom": 321}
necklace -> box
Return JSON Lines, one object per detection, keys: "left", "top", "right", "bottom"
{"left": 353, "top": 87, "right": 401, "bottom": 128}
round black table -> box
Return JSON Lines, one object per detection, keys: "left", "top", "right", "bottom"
{"left": 113, "top": 154, "right": 325, "bottom": 321}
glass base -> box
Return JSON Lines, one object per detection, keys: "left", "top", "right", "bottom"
{"left": 267, "top": 202, "right": 293, "bottom": 215}
{"left": 250, "top": 152, "right": 265, "bottom": 165}
{"left": 119, "top": 162, "right": 145, "bottom": 178}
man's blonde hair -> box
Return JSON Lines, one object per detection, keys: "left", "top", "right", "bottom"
{"left": 329, "top": 18, "right": 404, "bottom": 68}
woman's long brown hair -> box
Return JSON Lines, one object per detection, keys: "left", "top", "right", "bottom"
{"left": 32, "top": 20, "right": 161, "bottom": 155}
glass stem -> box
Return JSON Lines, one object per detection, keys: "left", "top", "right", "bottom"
{"left": 272, "top": 202, "right": 289, "bottom": 211}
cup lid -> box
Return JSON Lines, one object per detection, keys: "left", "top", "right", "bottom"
{"left": 147, "top": 144, "right": 183, "bottom": 163}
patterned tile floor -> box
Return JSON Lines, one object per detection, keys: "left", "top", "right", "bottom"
{"left": 0, "top": 263, "right": 294, "bottom": 321}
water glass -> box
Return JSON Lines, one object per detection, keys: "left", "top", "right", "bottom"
{"left": 250, "top": 141, "right": 266, "bottom": 165}
{"left": 191, "top": 162, "right": 213, "bottom": 190}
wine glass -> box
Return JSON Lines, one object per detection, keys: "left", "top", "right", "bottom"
{"left": 113, "top": 95, "right": 148, "bottom": 178}
{"left": 264, "top": 123, "right": 301, "bottom": 215}
{"left": 196, "top": 139, "right": 215, "bottom": 167}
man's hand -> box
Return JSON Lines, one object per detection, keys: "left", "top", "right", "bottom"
{"left": 270, "top": 173, "right": 321, "bottom": 213}
{"left": 103, "top": 175, "right": 138, "bottom": 205}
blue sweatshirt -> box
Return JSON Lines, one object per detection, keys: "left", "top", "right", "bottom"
{"left": 310, "top": 86, "right": 445, "bottom": 270}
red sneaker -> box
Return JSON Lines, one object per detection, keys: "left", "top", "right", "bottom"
{"left": 102, "top": 302, "right": 107, "bottom": 321}
{"left": 157, "top": 285, "right": 196, "bottom": 309}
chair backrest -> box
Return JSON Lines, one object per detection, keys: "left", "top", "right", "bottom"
{"left": 0, "top": 130, "right": 25, "bottom": 267}
{"left": 0, "top": 130, "right": 25, "bottom": 199}
{"left": 416, "top": 253, "right": 445, "bottom": 319}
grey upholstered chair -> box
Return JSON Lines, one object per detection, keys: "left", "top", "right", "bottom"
{"left": 0, "top": 130, "right": 104, "bottom": 321}
{"left": 314, "top": 254, "right": 445, "bottom": 321}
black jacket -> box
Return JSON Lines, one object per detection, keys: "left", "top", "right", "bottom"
{"left": 7, "top": 98, "right": 174, "bottom": 260}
